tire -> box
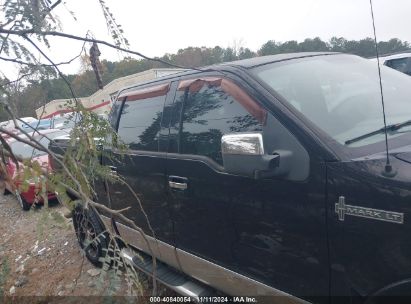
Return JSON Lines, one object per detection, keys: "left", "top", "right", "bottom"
{"left": 72, "top": 205, "right": 108, "bottom": 267}
{"left": 15, "top": 190, "right": 31, "bottom": 211}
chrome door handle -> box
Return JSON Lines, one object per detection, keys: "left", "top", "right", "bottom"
{"left": 168, "top": 176, "right": 188, "bottom": 190}
{"left": 168, "top": 181, "right": 187, "bottom": 190}
{"left": 108, "top": 166, "right": 117, "bottom": 175}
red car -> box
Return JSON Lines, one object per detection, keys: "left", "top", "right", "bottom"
{"left": 3, "top": 129, "right": 70, "bottom": 210}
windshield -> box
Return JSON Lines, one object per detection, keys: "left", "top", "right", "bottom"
{"left": 252, "top": 54, "right": 411, "bottom": 147}
{"left": 52, "top": 113, "right": 81, "bottom": 129}
{"left": 23, "top": 119, "right": 51, "bottom": 130}
{"left": 10, "top": 130, "right": 68, "bottom": 159}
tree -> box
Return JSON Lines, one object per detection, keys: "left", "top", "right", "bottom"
{"left": 15, "top": 84, "right": 48, "bottom": 116}
{"left": 174, "top": 47, "right": 205, "bottom": 67}
{"left": 278, "top": 40, "right": 299, "bottom": 53}
{"left": 258, "top": 40, "right": 279, "bottom": 56}
{"left": 0, "top": 0, "right": 181, "bottom": 296}
{"left": 329, "top": 36, "right": 348, "bottom": 52}
{"left": 222, "top": 47, "right": 237, "bottom": 62}
{"left": 71, "top": 70, "right": 101, "bottom": 96}
{"left": 238, "top": 47, "right": 255, "bottom": 60}
{"left": 377, "top": 38, "right": 410, "bottom": 55}
{"left": 299, "top": 37, "right": 329, "bottom": 52}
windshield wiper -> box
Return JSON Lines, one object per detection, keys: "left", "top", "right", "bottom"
{"left": 345, "top": 119, "right": 411, "bottom": 145}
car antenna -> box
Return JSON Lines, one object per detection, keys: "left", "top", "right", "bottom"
{"left": 369, "top": 0, "right": 396, "bottom": 177}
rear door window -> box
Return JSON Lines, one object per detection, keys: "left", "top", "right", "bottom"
{"left": 117, "top": 93, "right": 166, "bottom": 151}
{"left": 179, "top": 79, "right": 263, "bottom": 165}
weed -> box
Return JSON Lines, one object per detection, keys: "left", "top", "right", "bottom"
{"left": 0, "top": 256, "right": 10, "bottom": 297}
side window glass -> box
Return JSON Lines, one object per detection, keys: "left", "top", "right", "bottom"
{"left": 407, "top": 58, "right": 411, "bottom": 76}
{"left": 180, "top": 83, "right": 262, "bottom": 165}
{"left": 117, "top": 95, "right": 165, "bottom": 151}
{"left": 386, "top": 57, "right": 409, "bottom": 73}
{"left": 109, "top": 98, "right": 124, "bottom": 130}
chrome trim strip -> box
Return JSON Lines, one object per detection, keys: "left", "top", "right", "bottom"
{"left": 100, "top": 216, "right": 308, "bottom": 303}
{"left": 176, "top": 249, "right": 307, "bottom": 302}
{"left": 100, "top": 215, "right": 181, "bottom": 270}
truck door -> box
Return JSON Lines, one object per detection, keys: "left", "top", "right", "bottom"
{"left": 166, "top": 76, "right": 329, "bottom": 300}
{"left": 102, "top": 82, "right": 174, "bottom": 245}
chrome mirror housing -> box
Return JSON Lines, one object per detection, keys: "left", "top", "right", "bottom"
{"left": 221, "top": 133, "right": 264, "bottom": 156}
{"left": 221, "top": 132, "right": 281, "bottom": 179}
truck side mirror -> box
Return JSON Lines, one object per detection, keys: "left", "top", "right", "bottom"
{"left": 221, "top": 133, "right": 291, "bottom": 179}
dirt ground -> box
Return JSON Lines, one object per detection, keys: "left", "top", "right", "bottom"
{"left": 0, "top": 192, "right": 170, "bottom": 303}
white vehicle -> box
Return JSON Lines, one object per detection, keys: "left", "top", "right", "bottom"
{"left": 370, "top": 52, "right": 411, "bottom": 76}
{"left": 50, "top": 112, "right": 82, "bottom": 129}
{"left": 0, "top": 117, "right": 38, "bottom": 130}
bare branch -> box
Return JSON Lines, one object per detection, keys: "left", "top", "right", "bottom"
{"left": 3, "top": 71, "right": 36, "bottom": 86}
{"left": 0, "top": 127, "right": 45, "bottom": 151}
{"left": 0, "top": 33, "right": 11, "bottom": 55}
{"left": 0, "top": 20, "right": 16, "bottom": 30}
{"left": 0, "top": 134, "right": 20, "bottom": 168}
{"left": 87, "top": 199, "right": 157, "bottom": 293}
{"left": 0, "top": 20, "right": 18, "bottom": 55}
{"left": 48, "top": 0, "right": 62, "bottom": 12}
{"left": 0, "top": 28, "right": 202, "bottom": 71}
{"left": 0, "top": 6, "right": 166, "bottom": 296}
{"left": 1, "top": 106, "right": 89, "bottom": 201}
{"left": 0, "top": 49, "right": 83, "bottom": 67}
{"left": 22, "top": 35, "right": 80, "bottom": 104}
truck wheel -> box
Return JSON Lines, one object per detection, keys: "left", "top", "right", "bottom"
{"left": 72, "top": 206, "right": 108, "bottom": 267}
{"left": 15, "top": 190, "right": 31, "bottom": 211}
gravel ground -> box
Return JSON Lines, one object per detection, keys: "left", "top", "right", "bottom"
{"left": 0, "top": 191, "right": 170, "bottom": 303}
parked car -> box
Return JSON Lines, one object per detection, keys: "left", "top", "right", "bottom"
{"left": 50, "top": 112, "right": 82, "bottom": 129}
{"left": 1, "top": 128, "right": 21, "bottom": 140}
{"left": 0, "top": 117, "right": 37, "bottom": 130}
{"left": 370, "top": 52, "right": 411, "bottom": 76}
{"left": 50, "top": 52, "right": 411, "bottom": 303}
{"left": 21, "top": 118, "right": 52, "bottom": 131}
{"left": 3, "top": 129, "right": 70, "bottom": 210}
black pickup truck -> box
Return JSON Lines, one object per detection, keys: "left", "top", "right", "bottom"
{"left": 50, "top": 52, "right": 411, "bottom": 304}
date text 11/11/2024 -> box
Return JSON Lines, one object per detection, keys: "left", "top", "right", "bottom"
{"left": 149, "top": 296, "right": 258, "bottom": 303}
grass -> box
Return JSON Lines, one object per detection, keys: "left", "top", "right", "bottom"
{"left": 0, "top": 256, "right": 10, "bottom": 297}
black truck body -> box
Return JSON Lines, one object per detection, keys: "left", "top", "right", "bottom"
{"left": 50, "top": 53, "right": 411, "bottom": 303}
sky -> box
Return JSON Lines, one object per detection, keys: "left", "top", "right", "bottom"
{"left": 3, "top": 0, "right": 411, "bottom": 77}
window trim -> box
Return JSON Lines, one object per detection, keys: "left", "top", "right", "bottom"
{"left": 118, "top": 83, "right": 170, "bottom": 102}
